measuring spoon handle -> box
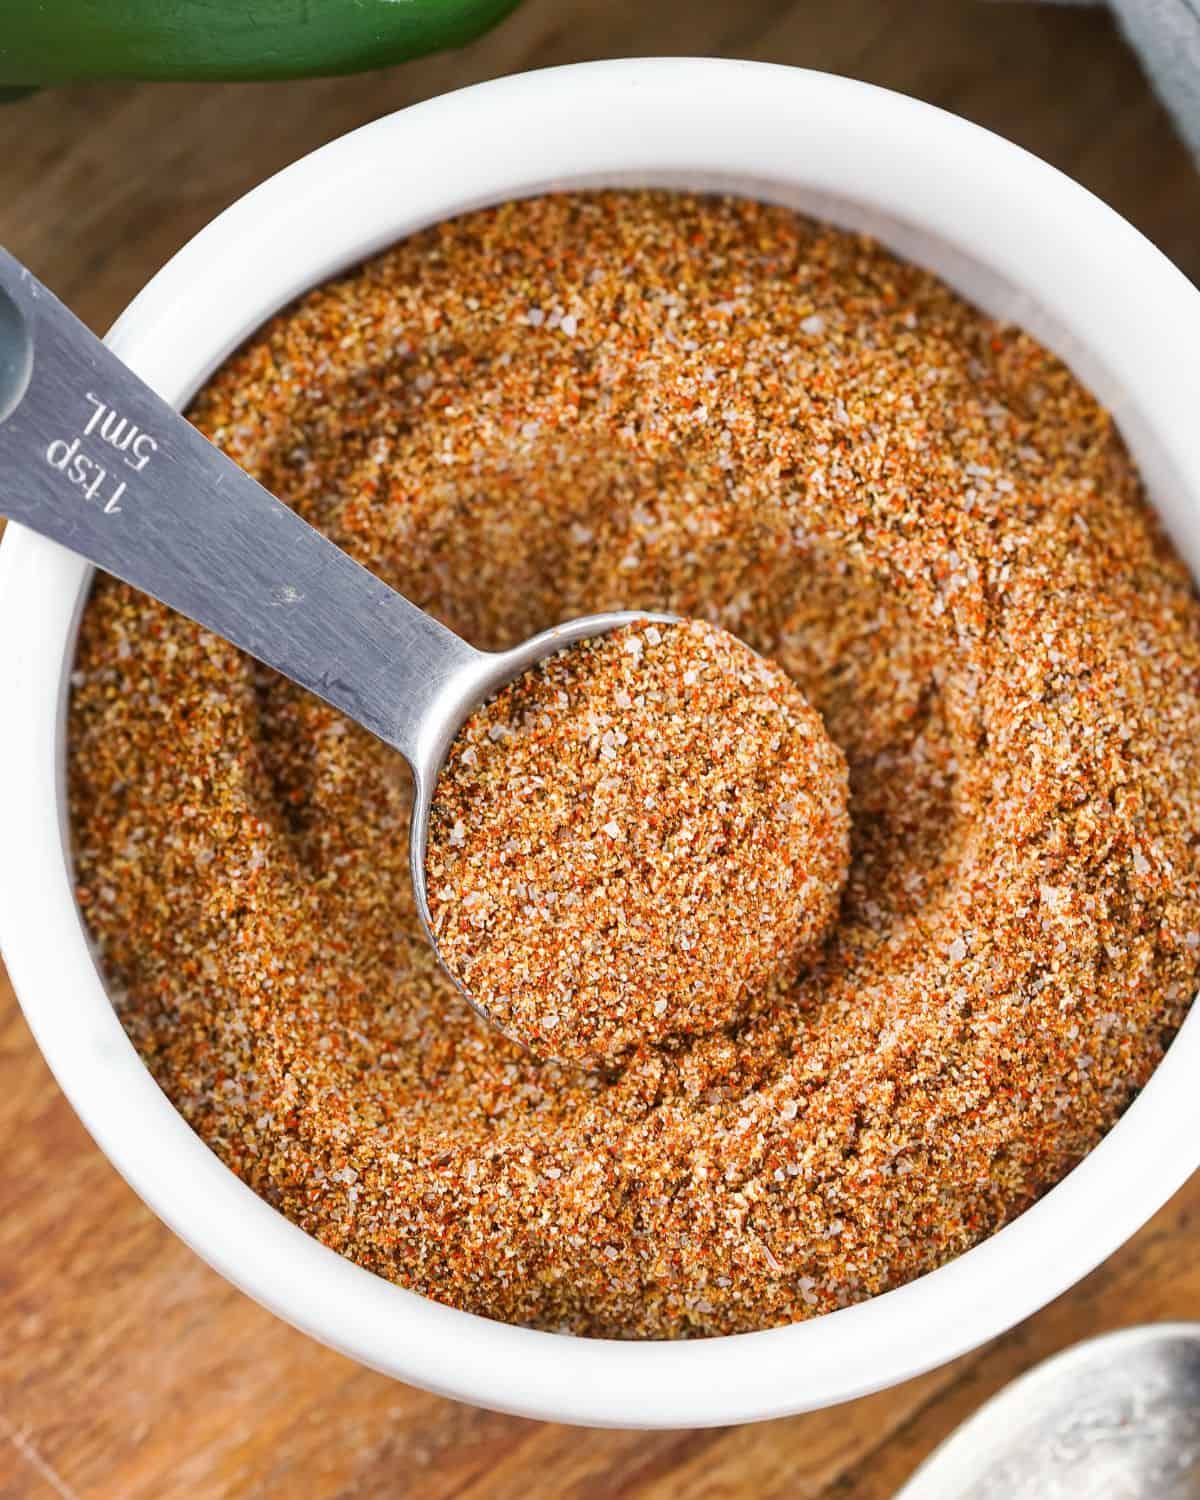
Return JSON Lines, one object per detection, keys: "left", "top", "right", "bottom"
{"left": 0, "top": 249, "right": 480, "bottom": 767}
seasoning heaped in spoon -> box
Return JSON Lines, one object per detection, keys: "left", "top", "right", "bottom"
{"left": 0, "top": 249, "right": 849, "bottom": 1064}
{"left": 427, "top": 618, "right": 851, "bottom": 1064}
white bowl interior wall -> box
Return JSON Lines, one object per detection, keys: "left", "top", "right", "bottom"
{"left": 2, "top": 59, "right": 1200, "bottom": 1427}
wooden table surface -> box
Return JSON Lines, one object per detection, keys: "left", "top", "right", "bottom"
{"left": 3, "top": 4, "right": 1200, "bottom": 1496}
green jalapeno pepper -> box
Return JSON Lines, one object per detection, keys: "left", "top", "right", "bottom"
{"left": 0, "top": 0, "right": 520, "bottom": 85}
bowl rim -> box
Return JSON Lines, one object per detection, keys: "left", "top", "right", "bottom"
{"left": 4, "top": 56, "right": 1200, "bottom": 1428}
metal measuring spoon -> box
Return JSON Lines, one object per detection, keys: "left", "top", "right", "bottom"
{"left": 897, "top": 1323, "right": 1200, "bottom": 1500}
{"left": 0, "top": 248, "right": 674, "bottom": 1043}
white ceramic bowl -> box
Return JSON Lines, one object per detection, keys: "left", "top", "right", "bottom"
{"left": 4, "top": 58, "right": 1200, "bottom": 1429}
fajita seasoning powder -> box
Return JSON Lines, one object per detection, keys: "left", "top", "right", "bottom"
{"left": 68, "top": 192, "right": 1200, "bottom": 1337}
{"left": 426, "top": 617, "right": 850, "bottom": 1064}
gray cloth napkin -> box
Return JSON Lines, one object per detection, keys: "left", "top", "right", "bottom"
{"left": 1055, "top": 0, "right": 1200, "bottom": 157}
{"left": 1115, "top": 0, "right": 1200, "bottom": 157}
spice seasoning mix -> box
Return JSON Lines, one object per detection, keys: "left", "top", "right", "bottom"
{"left": 68, "top": 193, "right": 1200, "bottom": 1337}
{"left": 427, "top": 617, "right": 851, "bottom": 1063}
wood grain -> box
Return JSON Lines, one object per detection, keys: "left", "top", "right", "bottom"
{"left": 3, "top": 3, "right": 1200, "bottom": 1495}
